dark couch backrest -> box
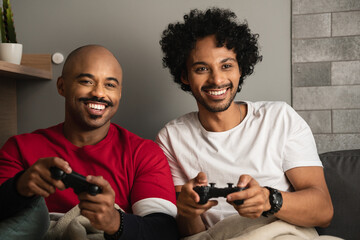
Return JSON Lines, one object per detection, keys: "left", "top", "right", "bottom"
{"left": 316, "top": 149, "right": 360, "bottom": 240}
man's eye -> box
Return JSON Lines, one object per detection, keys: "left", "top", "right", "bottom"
{"left": 222, "top": 64, "right": 232, "bottom": 69}
{"left": 195, "top": 67, "right": 208, "bottom": 73}
{"left": 79, "top": 80, "right": 92, "bottom": 84}
{"left": 106, "top": 83, "right": 116, "bottom": 88}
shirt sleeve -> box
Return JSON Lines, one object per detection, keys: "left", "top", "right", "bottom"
{"left": 282, "top": 104, "right": 323, "bottom": 171}
{"left": 0, "top": 137, "right": 39, "bottom": 220}
{"left": 0, "top": 136, "right": 26, "bottom": 185}
{"left": 0, "top": 171, "right": 39, "bottom": 220}
{"left": 156, "top": 128, "right": 188, "bottom": 187}
{"left": 129, "top": 140, "right": 177, "bottom": 217}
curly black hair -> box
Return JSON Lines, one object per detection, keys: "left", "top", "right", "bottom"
{"left": 160, "top": 7, "right": 262, "bottom": 92}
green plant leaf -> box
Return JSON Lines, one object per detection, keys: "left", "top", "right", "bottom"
{"left": 0, "top": 7, "right": 6, "bottom": 43}
{"left": 5, "top": 8, "right": 16, "bottom": 43}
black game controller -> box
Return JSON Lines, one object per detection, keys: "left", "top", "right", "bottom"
{"left": 193, "top": 183, "right": 246, "bottom": 205}
{"left": 50, "top": 167, "right": 102, "bottom": 196}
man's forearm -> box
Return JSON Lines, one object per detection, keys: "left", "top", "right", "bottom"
{"left": 0, "top": 171, "right": 38, "bottom": 221}
{"left": 275, "top": 187, "right": 333, "bottom": 227}
{"left": 176, "top": 214, "right": 205, "bottom": 237}
{"left": 119, "top": 212, "right": 179, "bottom": 240}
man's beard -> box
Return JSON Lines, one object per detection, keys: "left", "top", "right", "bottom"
{"left": 192, "top": 83, "right": 238, "bottom": 113}
{"left": 89, "top": 114, "right": 101, "bottom": 119}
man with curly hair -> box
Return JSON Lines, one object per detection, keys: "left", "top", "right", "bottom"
{"left": 156, "top": 8, "right": 334, "bottom": 238}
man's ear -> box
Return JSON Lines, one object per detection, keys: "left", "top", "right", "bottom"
{"left": 118, "top": 85, "right": 122, "bottom": 100}
{"left": 180, "top": 70, "right": 189, "bottom": 85}
{"left": 57, "top": 77, "right": 65, "bottom": 97}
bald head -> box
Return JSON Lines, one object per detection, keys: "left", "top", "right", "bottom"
{"left": 62, "top": 45, "right": 122, "bottom": 79}
{"left": 57, "top": 45, "right": 123, "bottom": 133}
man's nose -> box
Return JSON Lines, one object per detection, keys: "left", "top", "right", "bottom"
{"left": 209, "top": 69, "right": 226, "bottom": 85}
{"left": 91, "top": 84, "right": 106, "bottom": 98}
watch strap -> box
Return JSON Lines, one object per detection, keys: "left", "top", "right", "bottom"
{"left": 262, "top": 186, "right": 283, "bottom": 217}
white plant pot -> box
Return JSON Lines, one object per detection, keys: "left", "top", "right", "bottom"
{"left": 0, "top": 43, "right": 23, "bottom": 65}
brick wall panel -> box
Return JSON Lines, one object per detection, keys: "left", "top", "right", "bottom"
{"left": 332, "top": 11, "right": 360, "bottom": 36}
{"left": 292, "top": 36, "right": 360, "bottom": 63}
{"left": 292, "top": 14, "right": 331, "bottom": 39}
{"left": 333, "top": 109, "right": 360, "bottom": 133}
{"left": 292, "top": 0, "right": 360, "bottom": 15}
{"left": 292, "top": 0, "right": 360, "bottom": 153}
{"left": 314, "top": 133, "right": 360, "bottom": 153}
{"left": 297, "top": 110, "right": 332, "bottom": 133}
{"left": 332, "top": 61, "right": 360, "bottom": 85}
{"left": 293, "top": 85, "right": 360, "bottom": 110}
{"left": 293, "top": 62, "right": 331, "bottom": 87}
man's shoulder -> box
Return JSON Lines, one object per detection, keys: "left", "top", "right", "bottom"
{"left": 246, "top": 101, "right": 294, "bottom": 117}
{"left": 247, "top": 101, "right": 289, "bottom": 110}
{"left": 155, "top": 112, "right": 197, "bottom": 145}
{"left": 110, "top": 122, "right": 145, "bottom": 140}
{"left": 162, "top": 112, "right": 198, "bottom": 129}
{"left": 110, "top": 123, "right": 158, "bottom": 148}
{"left": 246, "top": 101, "right": 306, "bottom": 131}
{"left": 0, "top": 123, "right": 64, "bottom": 154}
{"left": 8, "top": 123, "right": 63, "bottom": 143}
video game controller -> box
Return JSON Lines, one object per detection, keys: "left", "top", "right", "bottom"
{"left": 193, "top": 183, "right": 246, "bottom": 205}
{"left": 50, "top": 167, "right": 102, "bottom": 196}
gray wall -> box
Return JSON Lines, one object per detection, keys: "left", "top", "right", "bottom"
{"left": 291, "top": 0, "right": 360, "bottom": 153}
{"left": 12, "top": 0, "right": 290, "bottom": 140}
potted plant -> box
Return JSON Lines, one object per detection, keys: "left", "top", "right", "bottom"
{"left": 0, "top": 0, "right": 22, "bottom": 64}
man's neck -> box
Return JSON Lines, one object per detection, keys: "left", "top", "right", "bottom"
{"left": 198, "top": 102, "right": 246, "bottom": 132}
{"left": 62, "top": 121, "right": 110, "bottom": 148}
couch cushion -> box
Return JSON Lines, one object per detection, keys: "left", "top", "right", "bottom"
{"left": 316, "top": 149, "right": 360, "bottom": 239}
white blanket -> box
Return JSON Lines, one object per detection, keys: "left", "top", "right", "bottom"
{"left": 183, "top": 215, "right": 343, "bottom": 240}
{"left": 42, "top": 206, "right": 343, "bottom": 240}
{"left": 43, "top": 204, "right": 122, "bottom": 240}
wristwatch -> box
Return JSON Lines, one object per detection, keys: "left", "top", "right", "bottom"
{"left": 262, "top": 186, "right": 283, "bottom": 217}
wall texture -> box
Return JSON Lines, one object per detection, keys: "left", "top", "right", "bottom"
{"left": 292, "top": 0, "right": 360, "bottom": 153}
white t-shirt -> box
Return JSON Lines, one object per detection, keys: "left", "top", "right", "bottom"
{"left": 156, "top": 101, "right": 322, "bottom": 227}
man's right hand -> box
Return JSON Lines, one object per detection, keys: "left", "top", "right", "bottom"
{"left": 176, "top": 172, "right": 218, "bottom": 218}
{"left": 16, "top": 157, "right": 72, "bottom": 198}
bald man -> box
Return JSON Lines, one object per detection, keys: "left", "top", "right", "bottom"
{"left": 0, "top": 45, "right": 178, "bottom": 240}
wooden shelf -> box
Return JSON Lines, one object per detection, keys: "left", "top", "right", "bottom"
{"left": 0, "top": 54, "right": 52, "bottom": 81}
{"left": 0, "top": 54, "right": 52, "bottom": 147}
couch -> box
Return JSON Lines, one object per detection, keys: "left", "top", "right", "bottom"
{"left": 316, "top": 149, "right": 360, "bottom": 240}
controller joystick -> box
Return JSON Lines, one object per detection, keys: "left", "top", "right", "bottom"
{"left": 51, "top": 167, "right": 65, "bottom": 180}
{"left": 50, "top": 167, "right": 102, "bottom": 196}
{"left": 193, "top": 183, "right": 246, "bottom": 205}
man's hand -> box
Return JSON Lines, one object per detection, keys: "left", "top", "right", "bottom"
{"left": 176, "top": 172, "right": 218, "bottom": 218}
{"left": 176, "top": 172, "right": 217, "bottom": 236}
{"left": 16, "top": 157, "right": 71, "bottom": 198}
{"left": 227, "top": 174, "right": 270, "bottom": 218}
{"left": 78, "top": 175, "right": 120, "bottom": 234}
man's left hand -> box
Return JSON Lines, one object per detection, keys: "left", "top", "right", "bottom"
{"left": 78, "top": 175, "right": 120, "bottom": 234}
{"left": 227, "top": 174, "right": 271, "bottom": 218}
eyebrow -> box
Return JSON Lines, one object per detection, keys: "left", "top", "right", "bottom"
{"left": 191, "top": 57, "right": 237, "bottom": 67}
{"left": 76, "top": 73, "right": 120, "bottom": 84}
{"left": 220, "top": 57, "right": 237, "bottom": 63}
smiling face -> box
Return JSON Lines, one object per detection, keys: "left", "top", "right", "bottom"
{"left": 182, "top": 35, "right": 241, "bottom": 113}
{"left": 57, "top": 46, "right": 123, "bottom": 131}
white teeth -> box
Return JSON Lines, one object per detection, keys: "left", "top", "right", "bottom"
{"left": 87, "top": 103, "right": 105, "bottom": 110}
{"left": 208, "top": 89, "right": 226, "bottom": 96}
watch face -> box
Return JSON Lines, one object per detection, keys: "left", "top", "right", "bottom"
{"left": 273, "top": 196, "right": 282, "bottom": 207}
{"left": 262, "top": 187, "right": 283, "bottom": 217}
{"left": 271, "top": 189, "right": 283, "bottom": 211}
